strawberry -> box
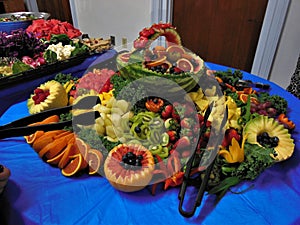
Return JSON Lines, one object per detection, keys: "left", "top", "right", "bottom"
{"left": 221, "top": 128, "right": 241, "bottom": 147}
{"left": 174, "top": 136, "right": 191, "bottom": 150}
{"left": 161, "top": 104, "right": 173, "bottom": 119}
{"left": 139, "top": 27, "right": 155, "bottom": 38}
{"left": 180, "top": 128, "right": 193, "bottom": 137}
{"left": 167, "top": 130, "right": 177, "bottom": 142}
{"left": 183, "top": 104, "right": 195, "bottom": 117}
{"left": 171, "top": 108, "right": 180, "bottom": 121}
{"left": 180, "top": 118, "right": 194, "bottom": 129}
{"left": 133, "top": 36, "right": 148, "bottom": 49}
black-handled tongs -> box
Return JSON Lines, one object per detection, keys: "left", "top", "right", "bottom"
{"left": 0, "top": 95, "right": 101, "bottom": 139}
{"left": 178, "top": 104, "right": 228, "bottom": 217}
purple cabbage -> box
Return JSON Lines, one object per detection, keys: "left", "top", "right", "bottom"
{"left": 0, "top": 29, "right": 48, "bottom": 58}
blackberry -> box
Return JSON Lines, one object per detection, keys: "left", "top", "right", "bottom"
{"left": 121, "top": 152, "right": 144, "bottom": 170}
{"left": 257, "top": 132, "right": 279, "bottom": 148}
{"left": 0, "top": 165, "right": 3, "bottom": 173}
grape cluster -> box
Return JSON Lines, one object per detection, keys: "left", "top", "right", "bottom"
{"left": 121, "top": 152, "right": 144, "bottom": 170}
{"left": 257, "top": 132, "right": 279, "bottom": 148}
{"left": 250, "top": 101, "right": 277, "bottom": 117}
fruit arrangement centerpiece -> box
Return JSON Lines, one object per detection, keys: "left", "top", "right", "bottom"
{"left": 21, "top": 23, "right": 295, "bottom": 215}
{"left": 116, "top": 23, "right": 207, "bottom": 95}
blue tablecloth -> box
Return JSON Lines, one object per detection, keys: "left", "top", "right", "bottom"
{"left": 0, "top": 62, "right": 299, "bottom": 225}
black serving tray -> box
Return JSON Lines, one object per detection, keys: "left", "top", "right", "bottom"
{"left": 0, "top": 52, "right": 91, "bottom": 90}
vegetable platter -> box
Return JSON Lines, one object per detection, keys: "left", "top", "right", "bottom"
{"left": 0, "top": 18, "right": 112, "bottom": 89}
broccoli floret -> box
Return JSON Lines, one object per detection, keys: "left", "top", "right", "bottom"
{"left": 77, "top": 128, "right": 121, "bottom": 158}
{"left": 54, "top": 73, "right": 78, "bottom": 85}
{"left": 214, "top": 69, "right": 243, "bottom": 86}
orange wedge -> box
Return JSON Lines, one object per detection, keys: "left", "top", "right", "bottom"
{"left": 39, "top": 133, "right": 74, "bottom": 159}
{"left": 57, "top": 139, "right": 76, "bottom": 169}
{"left": 46, "top": 146, "right": 69, "bottom": 165}
{"left": 61, "top": 153, "right": 83, "bottom": 177}
{"left": 88, "top": 149, "right": 104, "bottom": 175}
{"left": 39, "top": 115, "right": 60, "bottom": 124}
{"left": 28, "top": 115, "right": 60, "bottom": 127}
{"left": 24, "top": 130, "right": 45, "bottom": 145}
{"left": 32, "top": 130, "right": 65, "bottom": 153}
{"left": 53, "top": 130, "right": 72, "bottom": 140}
{"left": 239, "top": 93, "right": 249, "bottom": 104}
{"left": 250, "top": 97, "right": 260, "bottom": 105}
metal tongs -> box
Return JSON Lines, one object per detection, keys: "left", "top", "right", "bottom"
{"left": 0, "top": 96, "right": 101, "bottom": 139}
{"left": 178, "top": 103, "right": 228, "bottom": 217}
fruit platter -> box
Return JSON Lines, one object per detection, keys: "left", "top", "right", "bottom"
{"left": 0, "top": 18, "right": 112, "bottom": 89}
{"left": 0, "top": 23, "right": 297, "bottom": 219}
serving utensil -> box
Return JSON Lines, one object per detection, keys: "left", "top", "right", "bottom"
{"left": 178, "top": 104, "right": 228, "bottom": 217}
{"left": 0, "top": 96, "right": 101, "bottom": 139}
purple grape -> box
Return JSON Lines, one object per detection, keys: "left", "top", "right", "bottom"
{"left": 250, "top": 107, "right": 257, "bottom": 113}
{"left": 267, "top": 108, "right": 277, "bottom": 117}
{"left": 258, "top": 110, "right": 268, "bottom": 116}
{"left": 257, "top": 104, "right": 265, "bottom": 110}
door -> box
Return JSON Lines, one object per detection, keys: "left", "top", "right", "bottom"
{"left": 172, "top": 0, "right": 268, "bottom": 72}
{"left": 36, "top": 0, "right": 73, "bottom": 24}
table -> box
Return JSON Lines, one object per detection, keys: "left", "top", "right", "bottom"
{"left": 0, "top": 62, "right": 299, "bottom": 225}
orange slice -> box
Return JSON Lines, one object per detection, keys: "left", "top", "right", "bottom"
{"left": 166, "top": 45, "right": 185, "bottom": 55}
{"left": 119, "top": 52, "right": 131, "bottom": 62}
{"left": 153, "top": 45, "right": 166, "bottom": 52}
{"left": 146, "top": 55, "right": 167, "bottom": 67}
{"left": 61, "top": 154, "right": 83, "bottom": 177}
{"left": 74, "top": 137, "right": 90, "bottom": 170}
{"left": 176, "top": 58, "right": 194, "bottom": 72}
{"left": 153, "top": 45, "right": 167, "bottom": 57}
{"left": 88, "top": 149, "right": 104, "bottom": 175}
{"left": 181, "top": 53, "right": 194, "bottom": 61}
